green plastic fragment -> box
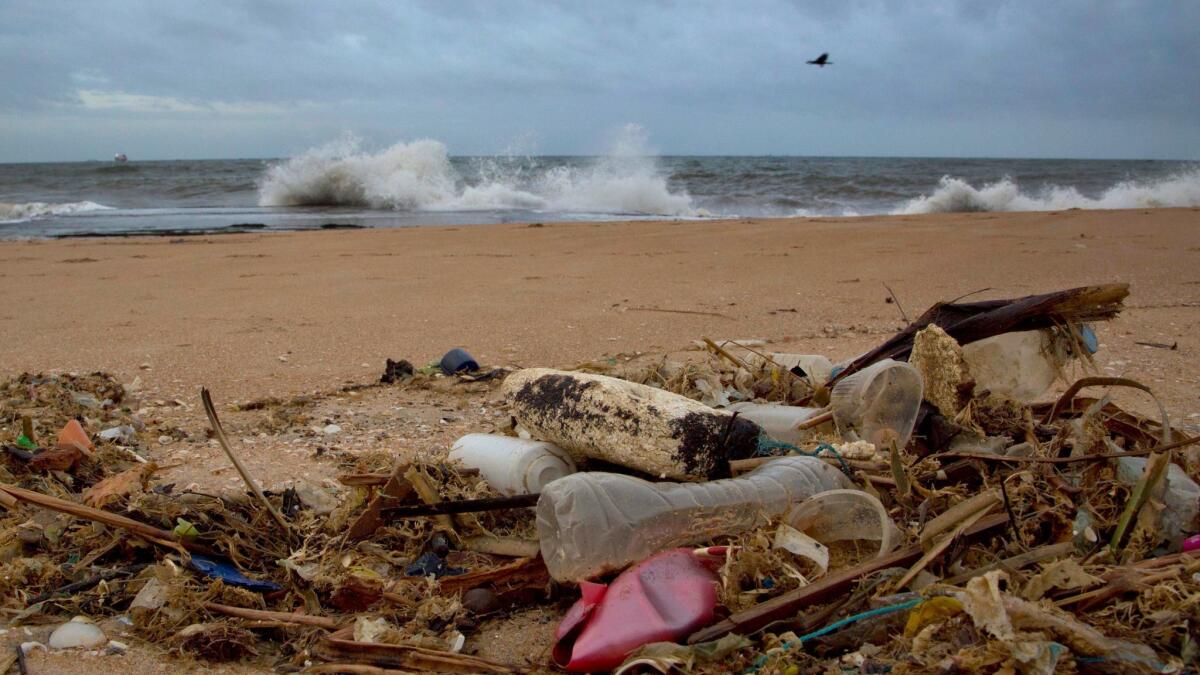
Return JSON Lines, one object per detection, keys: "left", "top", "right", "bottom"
{"left": 16, "top": 435, "right": 37, "bottom": 450}
{"left": 174, "top": 518, "right": 199, "bottom": 539}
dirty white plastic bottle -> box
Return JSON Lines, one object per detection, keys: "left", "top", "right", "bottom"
{"left": 726, "top": 402, "right": 825, "bottom": 445}
{"left": 962, "top": 330, "right": 1065, "bottom": 401}
{"left": 535, "top": 456, "right": 851, "bottom": 582}
{"left": 449, "top": 434, "right": 577, "bottom": 495}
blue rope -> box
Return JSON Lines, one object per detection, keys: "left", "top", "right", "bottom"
{"left": 743, "top": 598, "right": 923, "bottom": 674}
{"left": 755, "top": 435, "right": 852, "bottom": 477}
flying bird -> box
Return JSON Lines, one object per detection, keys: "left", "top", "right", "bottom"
{"left": 807, "top": 53, "right": 832, "bottom": 67}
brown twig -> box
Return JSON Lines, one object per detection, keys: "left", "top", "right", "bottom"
{"left": 882, "top": 282, "right": 909, "bottom": 323}
{"left": 0, "top": 482, "right": 205, "bottom": 552}
{"left": 202, "top": 601, "right": 340, "bottom": 629}
{"left": 201, "top": 388, "right": 292, "bottom": 540}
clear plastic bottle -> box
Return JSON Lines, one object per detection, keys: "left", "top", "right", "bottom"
{"left": 535, "top": 456, "right": 851, "bottom": 582}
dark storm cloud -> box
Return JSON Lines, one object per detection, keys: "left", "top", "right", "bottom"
{"left": 0, "top": 0, "right": 1196, "bottom": 160}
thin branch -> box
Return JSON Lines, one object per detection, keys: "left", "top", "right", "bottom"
{"left": 201, "top": 388, "right": 293, "bottom": 541}
{"left": 882, "top": 282, "right": 909, "bottom": 323}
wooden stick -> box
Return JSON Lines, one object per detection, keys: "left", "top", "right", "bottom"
{"left": 0, "top": 487, "right": 16, "bottom": 511}
{"left": 702, "top": 337, "right": 750, "bottom": 369}
{"left": 201, "top": 388, "right": 292, "bottom": 540}
{"left": 940, "top": 541, "right": 1075, "bottom": 587}
{"left": 383, "top": 492, "right": 539, "bottom": 518}
{"left": 688, "top": 512, "right": 1009, "bottom": 644}
{"left": 318, "top": 627, "right": 518, "bottom": 673}
{"left": 796, "top": 409, "right": 834, "bottom": 430}
{"left": 0, "top": 482, "right": 188, "bottom": 548}
{"left": 202, "top": 602, "right": 340, "bottom": 630}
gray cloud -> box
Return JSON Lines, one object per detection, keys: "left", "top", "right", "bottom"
{"left": 1, "top": 0, "right": 1196, "bottom": 160}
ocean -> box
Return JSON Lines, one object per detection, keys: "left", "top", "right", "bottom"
{"left": 1, "top": 135, "right": 1197, "bottom": 238}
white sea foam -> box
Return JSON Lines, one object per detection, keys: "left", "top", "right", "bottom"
{"left": 0, "top": 200, "right": 113, "bottom": 223}
{"left": 895, "top": 169, "right": 1200, "bottom": 214}
{"left": 257, "top": 125, "right": 696, "bottom": 216}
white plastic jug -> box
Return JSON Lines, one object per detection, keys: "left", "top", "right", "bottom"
{"left": 449, "top": 434, "right": 577, "bottom": 495}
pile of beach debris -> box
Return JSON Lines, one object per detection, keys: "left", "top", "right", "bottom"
{"left": 2, "top": 283, "right": 1198, "bottom": 674}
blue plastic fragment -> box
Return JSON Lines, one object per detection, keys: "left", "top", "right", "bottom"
{"left": 405, "top": 551, "right": 465, "bottom": 578}
{"left": 1080, "top": 324, "right": 1099, "bottom": 354}
{"left": 188, "top": 554, "right": 283, "bottom": 592}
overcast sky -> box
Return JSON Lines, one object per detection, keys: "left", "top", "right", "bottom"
{"left": 1, "top": 1, "right": 1197, "bottom": 162}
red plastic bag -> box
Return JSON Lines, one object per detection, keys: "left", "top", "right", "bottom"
{"left": 553, "top": 548, "right": 719, "bottom": 672}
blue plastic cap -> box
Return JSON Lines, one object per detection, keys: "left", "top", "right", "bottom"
{"left": 440, "top": 348, "right": 480, "bottom": 375}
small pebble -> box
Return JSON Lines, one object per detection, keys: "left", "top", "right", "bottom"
{"left": 323, "top": 424, "right": 342, "bottom": 435}
{"left": 462, "top": 588, "right": 503, "bottom": 615}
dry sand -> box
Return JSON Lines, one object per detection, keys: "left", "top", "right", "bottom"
{"left": 2, "top": 207, "right": 1199, "bottom": 670}
{"left": 3, "top": 208, "right": 1198, "bottom": 404}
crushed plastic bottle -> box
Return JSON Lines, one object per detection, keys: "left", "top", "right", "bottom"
{"left": 536, "top": 456, "right": 851, "bottom": 582}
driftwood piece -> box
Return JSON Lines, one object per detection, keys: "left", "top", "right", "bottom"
{"left": 827, "top": 284, "right": 1129, "bottom": 387}
{"left": 317, "top": 626, "right": 517, "bottom": 673}
{"left": 688, "top": 512, "right": 1009, "bottom": 644}
{"left": 346, "top": 462, "right": 413, "bottom": 541}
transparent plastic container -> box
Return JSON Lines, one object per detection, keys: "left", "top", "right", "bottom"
{"left": 536, "top": 456, "right": 850, "bottom": 582}
{"left": 727, "top": 402, "right": 825, "bottom": 445}
{"left": 449, "top": 434, "right": 576, "bottom": 495}
{"left": 830, "top": 359, "right": 923, "bottom": 449}
{"left": 785, "top": 489, "right": 901, "bottom": 558}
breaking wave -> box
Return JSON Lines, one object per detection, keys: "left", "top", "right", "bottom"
{"left": 0, "top": 200, "right": 112, "bottom": 223}
{"left": 257, "top": 125, "right": 695, "bottom": 216}
{"left": 895, "top": 169, "right": 1200, "bottom": 214}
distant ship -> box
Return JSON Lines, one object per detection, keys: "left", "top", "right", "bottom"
{"left": 114, "top": 153, "right": 128, "bottom": 163}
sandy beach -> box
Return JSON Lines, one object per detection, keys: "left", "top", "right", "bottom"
{"left": 4, "top": 207, "right": 1198, "bottom": 403}
{"left": 3, "top": 207, "right": 1200, "bottom": 672}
